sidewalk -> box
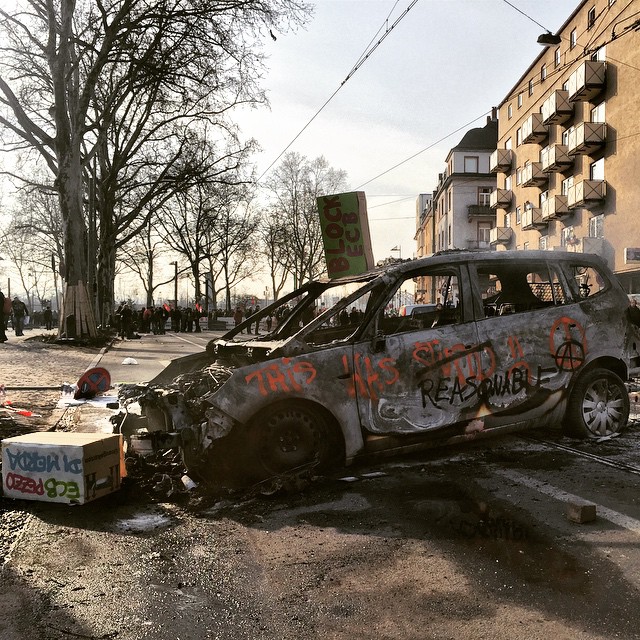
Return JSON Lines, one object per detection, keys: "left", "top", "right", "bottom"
{"left": 1, "top": 329, "right": 222, "bottom": 437}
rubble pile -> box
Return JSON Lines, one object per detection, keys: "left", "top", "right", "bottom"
{"left": 109, "top": 364, "right": 235, "bottom": 500}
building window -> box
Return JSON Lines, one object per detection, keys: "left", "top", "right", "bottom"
{"left": 570, "top": 28, "right": 577, "bottom": 49}
{"left": 478, "top": 187, "right": 492, "bottom": 206}
{"left": 561, "top": 226, "right": 576, "bottom": 247}
{"left": 516, "top": 166, "right": 523, "bottom": 185}
{"left": 505, "top": 137, "right": 512, "bottom": 151}
{"left": 561, "top": 176, "right": 574, "bottom": 196}
{"left": 540, "top": 190, "right": 549, "bottom": 205}
{"left": 590, "top": 158, "right": 604, "bottom": 181}
{"left": 562, "top": 125, "right": 575, "bottom": 146}
{"left": 464, "top": 156, "right": 479, "bottom": 173}
{"left": 515, "top": 206, "right": 522, "bottom": 225}
{"left": 588, "top": 7, "right": 596, "bottom": 29}
{"left": 505, "top": 213, "right": 511, "bottom": 228}
{"left": 517, "top": 92, "right": 523, "bottom": 108}
{"left": 541, "top": 64, "right": 547, "bottom": 82}
{"left": 528, "top": 79, "right": 534, "bottom": 96}
{"left": 591, "top": 102, "right": 605, "bottom": 122}
{"left": 508, "top": 104, "right": 513, "bottom": 119}
{"left": 516, "top": 127, "right": 522, "bottom": 146}
{"left": 554, "top": 47, "right": 561, "bottom": 67}
{"left": 523, "top": 242, "right": 530, "bottom": 251}
{"left": 590, "top": 214, "right": 604, "bottom": 237}
{"left": 539, "top": 236, "right": 548, "bottom": 250}
{"left": 505, "top": 175, "right": 512, "bottom": 191}
{"left": 478, "top": 222, "right": 492, "bottom": 245}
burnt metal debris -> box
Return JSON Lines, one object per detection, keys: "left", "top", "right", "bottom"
{"left": 112, "top": 251, "right": 640, "bottom": 495}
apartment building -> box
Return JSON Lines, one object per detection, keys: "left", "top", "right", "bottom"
{"left": 490, "top": 0, "right": 640, "bottom": 293}
{"left": 414, "top": 117, "right": 497, "bottom": 303}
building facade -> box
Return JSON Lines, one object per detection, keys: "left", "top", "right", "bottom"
{"left": 490, "top": 0, "right": 640, "bottom": 292}
{"left": 415, "top": 117, "right": 497, "bottom": 303}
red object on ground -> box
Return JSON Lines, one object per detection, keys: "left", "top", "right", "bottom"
{"left": 74, "top": 367, "right": 111, "bottom": 399}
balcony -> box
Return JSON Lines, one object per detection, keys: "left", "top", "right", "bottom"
{"left": 567, "top": 180, "right": 606, "bottom": 208}
{"left": 522, "top": 113, "right": 548, "bottom": 144}
{"left": 568, "top": 60, "right": 606, "bottom": 102}
{"left": 521, "top": 207, "right": 546, "bottom": 230}
{"left": 541, "top": 195, "right": 570, "bottom": 221}
{"left": 467, "top": 204, "right": 494, "bottom": 221}
{"left": 521, "top": 162, "right": 548, "bottom": 187}
{"left": 542, "top": 90, "right": 573, "bottom": 125}
{"left": 466, "top": 240, "right": 493, "bottom": 251}
{"left": 583, "top": 236, "right": 605, "bottom": 255}
{"left": 489, "top": 189, "right": 512, "bottom": 209}
{"left": 567, "top": 122, "right": 606, "bottom": 155}
{"left": 540, "top": 144, "right": 573, "bottom": 173}
{"left": 489, "top": 149, "right": 513, "bottom": 173}
{"left": 489, "top": 227, "right": 513, "bottom": 245}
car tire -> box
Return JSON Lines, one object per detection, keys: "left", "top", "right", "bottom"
{"left": 247, "top": 401, "right": 343, "bottom": 479}
{"left": 563, "top": 367, "right": 629, "bottom": 439}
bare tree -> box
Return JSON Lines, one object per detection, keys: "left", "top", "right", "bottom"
{"left": 158, "top": 173, "right": 258, "bottom": 313}
{"left": 258, "top": 209, "right": 293, "bottom": 302}
{"left": 0, "top": 0, "right": 311, "bottom": 338}
{"left": 264, "top": 153, "right": 348, "bottom": 288}
{"left": 118, "top": 215, "right": 173, "bottom": 308}
{"left": 0, "top": 185, "right": 63, "bottom": 310}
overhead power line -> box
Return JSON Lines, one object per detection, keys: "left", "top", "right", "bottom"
{"left": 355, "top": 111, "right": 491, "bottom": 190}
{"left": 500, "top": 0, "right": 554, "bottom": 34}
{"left": 255, "top": 0, "right": 421, "bottom": 183}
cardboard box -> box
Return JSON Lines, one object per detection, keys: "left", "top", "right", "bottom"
{"left": 1, "top": 432, "right": 124, "bottom": 504}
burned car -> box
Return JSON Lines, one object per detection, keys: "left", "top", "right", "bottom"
{"left": 124, "top": 250, "right": 640, "bottom": 489}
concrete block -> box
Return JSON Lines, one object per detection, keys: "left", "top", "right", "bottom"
{"left": 566, "top": 499, "right": 597, "bottom": 523}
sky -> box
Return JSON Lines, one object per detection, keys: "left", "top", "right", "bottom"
{"left": 239, "top": 0, "right": 579, "bottom": 271}
{"left": 1, "top": 0, "right": 581, "bottom": 306}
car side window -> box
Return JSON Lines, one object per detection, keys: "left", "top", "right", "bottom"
{"left": 477, "top": 263, "right": 567, "bottom": 318}
{"left": 570, "top": 264, "right": 607, "bottom": 299}
{"left": 381, "top": 269, "right": 462, "bottom": 336}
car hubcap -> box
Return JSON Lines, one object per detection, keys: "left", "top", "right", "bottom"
{"left": 582, "top": 379, "right": 625, "bottom": 436}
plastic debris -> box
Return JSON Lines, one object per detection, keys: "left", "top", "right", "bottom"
{"left": 122, "top": 357, "right": 138, "bottom": 365}
{"left": 181, "top": 475, "right": 197, "bottom": 490}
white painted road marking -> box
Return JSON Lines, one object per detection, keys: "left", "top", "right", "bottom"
{"left": 494, "top": 468, "right": 640, "bottom": 535}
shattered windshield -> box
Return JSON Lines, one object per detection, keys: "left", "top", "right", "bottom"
{"left": 226, "top": 274, "right": 383, "bottom": 344}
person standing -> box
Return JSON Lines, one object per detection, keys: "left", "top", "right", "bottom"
{"left": 0, "top": 289, "right": 8, "bottom": 342}
{"left": 233, "top": 306, "right": 244, "bottom": 332}
{"left": 119, "top": 303, "right": 133, "bottom": 339}
{"left": 626, "top": 297, "right": 640, "bottom": 327}
{"left": 253, "top": 304, "right": 261, "bottom": 334}
{"left": 11, "top": 296, "right": 28, "bottom": 336}
{"left": 43, "top": 305, "right": 53, "bottom": 330}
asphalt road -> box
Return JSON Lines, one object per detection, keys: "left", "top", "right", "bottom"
{"left": 2, "top": 331, "right": 640, "bottom": 639}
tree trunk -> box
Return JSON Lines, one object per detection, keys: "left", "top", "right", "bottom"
{"left": 57, "top": 156, "right": 97, "bottom": 338}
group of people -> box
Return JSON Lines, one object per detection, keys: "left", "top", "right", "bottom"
{"left": 233, "top": 304, "right": 265, "bottom": 334}
{"left": 0, "top": 290, "right": 30, "bottom": 343}
{"left": 113, "top": 303, "right": 206, "bottom": 339}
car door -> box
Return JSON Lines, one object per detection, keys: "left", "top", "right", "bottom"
{"left": 470, "top": 259, "right": 579, "bottom": 429}
{"left": 353, "top": 264, "right": 484, "bottom": 435}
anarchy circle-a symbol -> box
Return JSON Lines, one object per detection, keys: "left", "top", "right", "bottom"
{"left": 549, "top": 317, "right": 587, "bottom": 371}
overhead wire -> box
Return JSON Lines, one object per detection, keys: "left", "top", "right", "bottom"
{"left": 500, "top": 0, "right": 555, "bottom": 33}
{"left": 255, "top": 0, "right": 421, "bottom": 184}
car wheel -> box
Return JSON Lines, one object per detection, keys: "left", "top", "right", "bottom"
{"left": 248, "top": 401, "right": 342, "bottom": 478}
{"left": 564, "top": 368, "right": 629, "bottom": 438}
